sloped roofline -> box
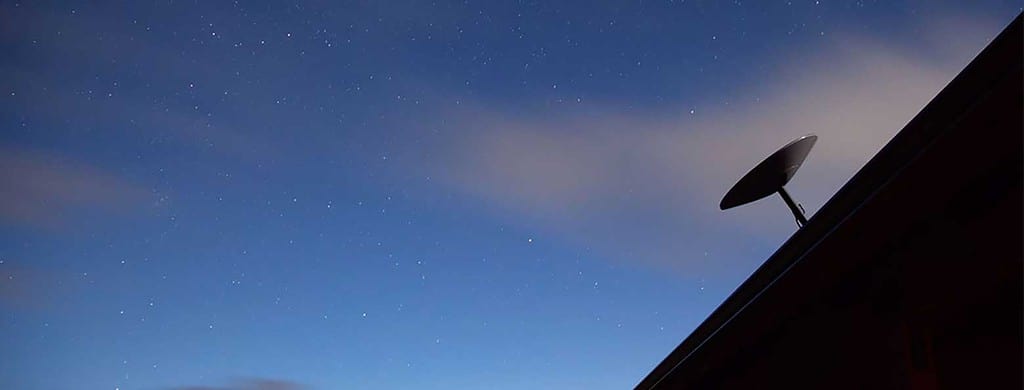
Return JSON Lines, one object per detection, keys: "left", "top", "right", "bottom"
{"left": 636, "top": 13, "right": 1023, "bottom": 389}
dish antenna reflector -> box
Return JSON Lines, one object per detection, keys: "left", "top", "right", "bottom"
{"left": 720, "top": 134, "right": 817, "bottom": 227}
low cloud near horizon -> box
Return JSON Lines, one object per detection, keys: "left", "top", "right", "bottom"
{"left": 418, "top": 16, "right": 1006, "bottom": 275}
{"left": 171, "top": 378, "right": 305, "bottom": 390}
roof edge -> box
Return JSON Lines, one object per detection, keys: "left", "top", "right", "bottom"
{"left": 636, "top": 12, "right": 1023, "bottom": 389}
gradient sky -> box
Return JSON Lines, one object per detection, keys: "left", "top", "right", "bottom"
{"left": 1, "top": 1, "right": 1020, "bottom": 389}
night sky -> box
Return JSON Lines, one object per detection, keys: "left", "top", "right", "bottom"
{"left": 1, "top": 1, "right": 1019, "bottom": 389}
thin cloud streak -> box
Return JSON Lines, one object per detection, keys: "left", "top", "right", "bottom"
{"left": 0, "top": 264, "right": 67, "bottom": 310}
{"left": 0, "top": 146, "right": 151, "bottom": 229}
{"left": 171, "top": 378, "right": 306, "bottom": 390}
{"left": 420, "top": 18, "right": 1000, "bottom": 274}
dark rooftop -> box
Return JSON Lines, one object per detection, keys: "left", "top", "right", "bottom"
{"left": 637, "top": 13, "right": 1023, "bottom": 389}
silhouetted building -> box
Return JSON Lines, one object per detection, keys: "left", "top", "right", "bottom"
{"left": 637, "top": 14, "right": 1022, "bottom": 389}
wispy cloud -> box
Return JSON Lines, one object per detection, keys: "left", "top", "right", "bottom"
{"left": 171, "top": 378, "right": 306, "bottom": 390}
{"left": 0, "top": 262, "right": 70, "bottom": 310}
{"left": 418, "top": 17, "right": 1004, "bottom": 274}
{"left": 0, "top": 7, "right": 297, "bottom": 169}
{"left": 0, "top": 145, "right": 150, "bottom": 229}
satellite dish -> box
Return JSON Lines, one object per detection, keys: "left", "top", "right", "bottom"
{"left": 720, "top": 134, "right": 817, "bottom": 227}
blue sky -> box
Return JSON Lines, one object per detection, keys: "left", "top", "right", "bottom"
{"left": 1, "top": 1, "right": 1020, "bottom": 389}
